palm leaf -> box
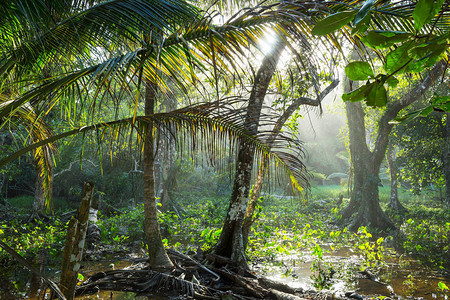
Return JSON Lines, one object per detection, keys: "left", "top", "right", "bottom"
{"left": 1, "top": 1, "right": 331, "bottom": 122}
{"left": 0, "top": 100, "right": 309, "bottom": 198}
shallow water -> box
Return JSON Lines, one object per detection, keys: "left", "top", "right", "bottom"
{"left": 256, "top": 245, "right": 449, "bottom": 300}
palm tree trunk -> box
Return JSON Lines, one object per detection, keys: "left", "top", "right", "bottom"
{"left": 242, "top": 79, "right": 339, "bottom": 249}
{"left": 242, "top": 159, "right": 266, "bottom": 251}
{"left": 214, "top": 38, "right": 285, "bottom": 269}
{"left": 143, "top": 80, "right": 173, "bottom": 271}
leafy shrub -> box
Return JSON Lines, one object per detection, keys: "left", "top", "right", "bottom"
{"left": 401, "top": 218, "right": 450, "bottom": 269}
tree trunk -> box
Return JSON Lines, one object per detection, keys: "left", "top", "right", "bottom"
{"left": 340, "top": 78, "right": 395, "bottom": 232}
{"left": 31, "top": 163, "right": 46, "bottom": 219}
{"left": 242, "top": 159, "right": 266, "bottom": 251}
{"left": 242, "top": 79, "right": 339, "bottom": 250}
{"left": 30, "top": 156, "right": 53, "bottom": 220}
{"left": 143, "top": 80, "right": 173, "bottom": 271}
{"left": 386, "top": 143, "right": 406, "bottom": 211}
{"left": 213, "top": 38, "right": 285, "bottom": 269}
{"left": 339, "top": 60, "right": 445, "bottom": 232}
{"left": 443, "top": 112, "right": 450, "bottom": 208}
{"left": 60, "top": 182, "right": 94, "bottom": 300}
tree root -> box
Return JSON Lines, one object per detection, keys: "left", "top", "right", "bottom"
{"left": 76, "top": 249, "right": 313, "bottom": 299}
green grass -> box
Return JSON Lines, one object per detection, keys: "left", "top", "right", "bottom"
{"left": 309, "top": 184, "right": 436, "bottom": 206}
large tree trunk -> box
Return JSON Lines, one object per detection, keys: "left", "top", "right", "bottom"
{"left": 339, "top": 60, "right": 445, "bottom": 232}
{"left": 343, "top": 99, "right": 395, "bottom": 232}
{"left": 386, "top": 143, "right": 406, "bottom": 211}
{"left": 339, "top": 70, "right": 395, "bottom": 232}
{"left": 213, "top": 39, "right": 285, "bottom": 269}
{"left": 143, "top": 80, "right": 173, "bottom": 271}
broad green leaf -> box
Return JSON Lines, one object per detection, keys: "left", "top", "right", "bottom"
{"left": 384, "top": 42, "right": 413, "bottom": 73}
{"left": 385, "top": 76, "right": 399, "bottom": 88}
{"left": 366, "top": 81, "right": 387, "bottom": 107}
{"left": 408, "top": 43, "right": 448, "bottom": 70}
{"left": 420, "top": 106, "right": 434, "bottom": 116}
{"left": 354, "top": 0, "right": 375, "bottom": 25}
{"left": 408, "top": 43, "right": 447, "bottom": 59}
{"left": 413, "top": 0, "right": 435, "bottom": 31}
{"left": 361, "top": 31, "right": 412, "bottom": 49}
{"left": 342, "top": 82, "right": 374, "bottom": 102}
{"left": 439, "top": 282, "right": 449, "bottom": 291}
{"left": 312, "top": 10, "right": 357, "bottom": 36}
{"left": 345, "top": 61, "right": 374, "bottom": 81}
{"left": 414, "top": 0, "right": 446, "bottom": 31}
{"left": 352, "top": 13, "right": 371, "bottom": 35}
{"left": 432, "top": 95, "right": 450, "bottom": 104}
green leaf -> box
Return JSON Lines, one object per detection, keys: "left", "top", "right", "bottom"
{"left": 413, "top": 0, "right": 434, "bottom": 31}
{"left": 385, "top": 76, "right": 399, "bottom": 88}
{"left": 366, "top": 81, "right": 387, "bottom": 107}
{"left": 361, "top": 31, "right": 412, "bottom": 49}
{"left": 342, "top": 82, "right": 374, "bottom": 102}
{"left": 438, "top": 282, "right": 449, "bottom": 291}
{"left": 408, "top": 43, "right": 448, "bottom": 70}
{"left": 413, "top": 0, "right": 445, "bottom": 31}
{"left": 420, "top": 106, "right": 433, "bottom": 116}
{"left": 354, "top": 0, "right": 375, "bottom": 25}
{"left": 312, "top": 10, "right": 357, "bottom": 36}
{"left": 345, "top": 61, "right": 374, "bottom": 80}
{"left": 352, "top": 13, "right": 371, "bottom": 35}
{"left": 409, "top": 43, "right": 447, "bottom": 59}
{"left": 384, "top": 42, "right": 413, "bottom": 73}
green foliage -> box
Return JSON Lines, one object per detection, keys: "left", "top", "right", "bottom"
{"left": 392, "top": 111, "right": 446, "bottom": 195}
{"left": 312, "top": 0, "right": 449, "bottom": 108}
{"left": 0, "top": 218, "right": 67, "bottom": 263}
{"left": 401, "top": 219, "right": 450, "bottom": 269}
{"left": 345, "top": 61, "right": 374, "bottom": 81}
{"left": 413, "top": 0, "right": 446, "bottom": 31}
{"left": 98, "top": 205, "right": 145, "bottom": 248}
{"left": 311, "top": 11, "right": 357, "bottom": 36}
{"left": 354, "top": 227, "right": 388, "bottom": 272}
{"left": 402, "top": 273, "right": 417, "bottom": 297}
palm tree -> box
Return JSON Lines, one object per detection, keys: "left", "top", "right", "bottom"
{"left": 0, "top": 0, "right": 323, "bottom": 271}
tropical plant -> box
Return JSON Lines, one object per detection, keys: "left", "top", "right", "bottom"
{"left": 310, "top": 0, "right": 449, "bottom": 232}
{"left": 1, "top": 0, "right": 330, "bottom": 272}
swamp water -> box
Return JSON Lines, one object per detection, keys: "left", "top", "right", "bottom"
{"left": 1, "top": 247, "right": 448, "bottom": 299}
{"left": 256, "top": 246, "right": 449, "bottom": 300}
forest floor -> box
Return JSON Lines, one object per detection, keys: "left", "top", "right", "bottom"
{"left": 0, "top": 185, "right": 449, "bottom": 299}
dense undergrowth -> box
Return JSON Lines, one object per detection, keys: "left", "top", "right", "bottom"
{"left": 0, "top": 185, "right": 449, "bottom": 297}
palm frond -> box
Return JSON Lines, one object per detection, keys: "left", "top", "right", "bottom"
{"left": 0, "top": 95, "right": 56, "bottom": 209}
{"left": 1, "top": 1, "right": 329, "bottom": 123}
{"left": 0, "top": 100, "right": 309, "bottom": 196}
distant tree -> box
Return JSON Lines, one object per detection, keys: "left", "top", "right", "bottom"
{"left": 339, "top": 61, "right": 446, "bottom": 232}
{"left": 393, "top": 109, "right": 448, "bottom": 204}
{"left": 386, "top": 142, "right": 406, "bottom": 212}
{"left": 312, "top": 0, "right": 450, "bottom": 232}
